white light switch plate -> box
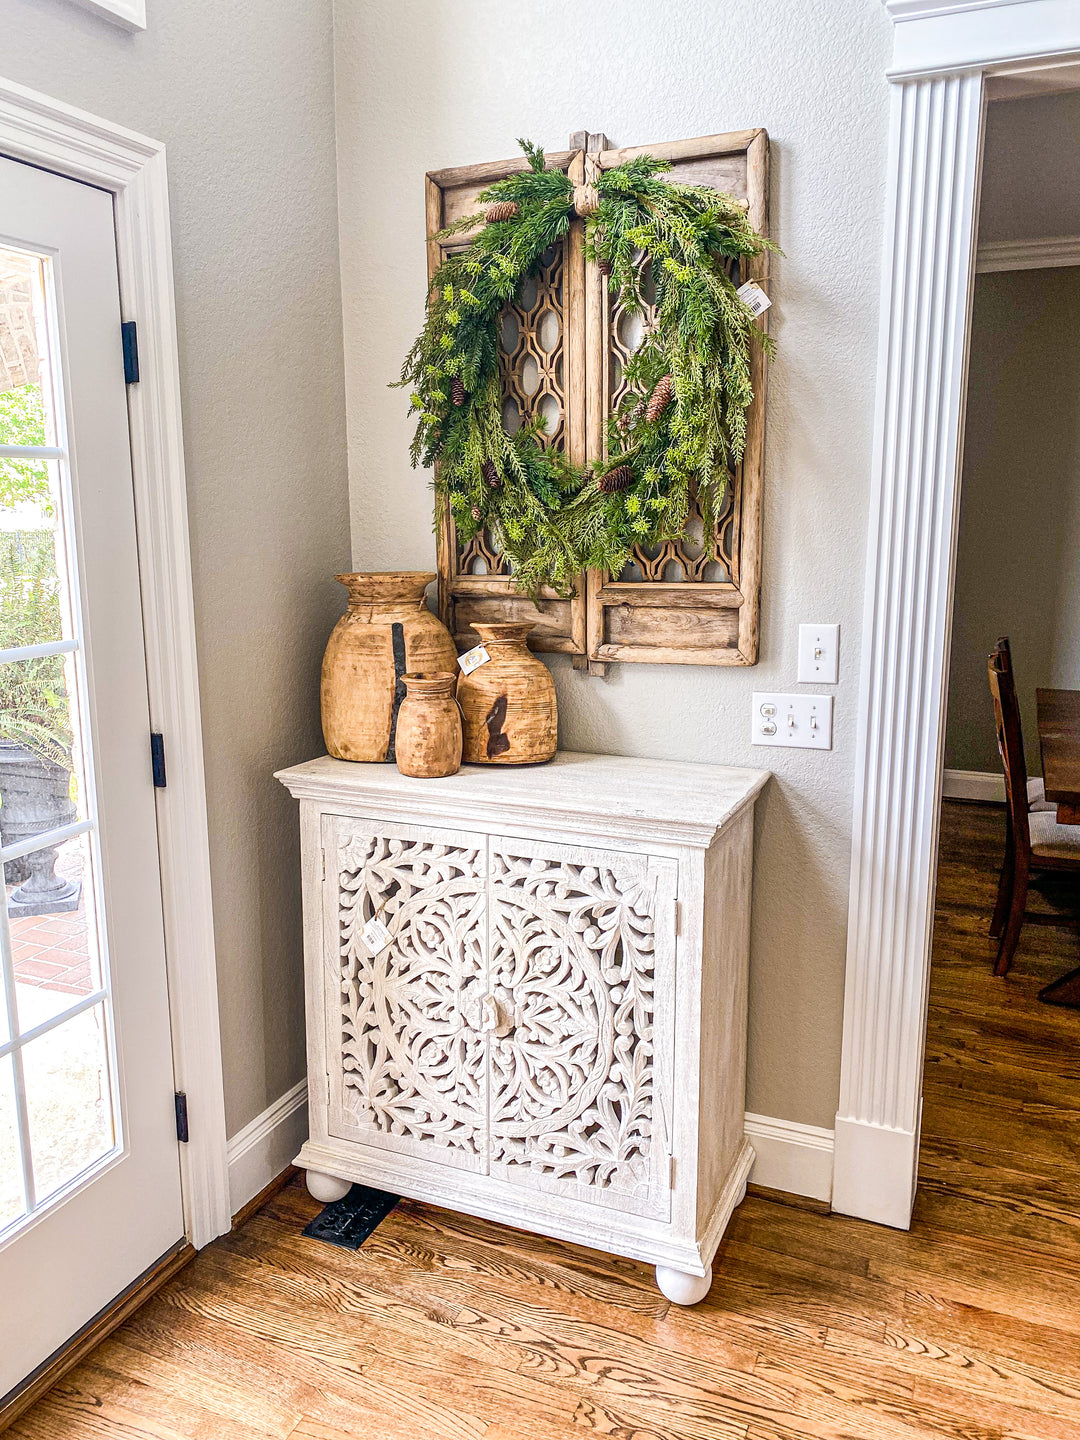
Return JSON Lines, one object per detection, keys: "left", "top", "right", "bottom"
{"left": 798, "top": 623, "right": 839, "bottom": 684}
{"left": 752, "top": 692, "right": 834, "bottom": 750}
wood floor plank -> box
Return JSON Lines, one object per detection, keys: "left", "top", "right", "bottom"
{"left": 11, "top": 800, "right": 1080, "bottom": 1440}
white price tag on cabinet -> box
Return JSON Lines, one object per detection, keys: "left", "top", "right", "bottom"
{"left": 361, "top": 915, "right": 392, "bottom": 955}
{"left": 736, "top": 280, "right": 772, "bottom": 317}
{"left": 457, "top": 643, "right": 490, "bottom": 676}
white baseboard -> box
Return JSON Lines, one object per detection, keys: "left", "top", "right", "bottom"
{"left": 743, "top": 1112, "right": 834, "bottom": 1204}
{"left": 942, "top": 768, "right": 1004, "bottom": 802}
{"left": 226, "top": 1079, "right": 308, "bottom": 1219}
{"left": 226, "top": 1086, "right": 834, "bottom": 1218}
{"left": 831, "top": 1112, "right": 918, "bottom": 1230}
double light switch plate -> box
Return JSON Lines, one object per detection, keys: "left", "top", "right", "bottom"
{"left": 752, "top": 693, "right": 834, "bottom": 750}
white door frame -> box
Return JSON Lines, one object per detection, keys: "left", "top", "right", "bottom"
{"left": 834, "top": 0, "right": 1080, "bottom": 1228}
{"left": 0, "top": 76, "right": 230, "bottom": 1248}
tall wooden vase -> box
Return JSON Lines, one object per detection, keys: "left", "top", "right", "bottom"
{"left": 321, "top": 572, "right": 458, "bottom": 762}
{"left": 457, "top": 622, "right": 557, "bottom": 765}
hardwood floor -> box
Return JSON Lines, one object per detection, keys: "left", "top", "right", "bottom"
{"left": 10, "top": 800, "right": 1080, "bottom": 1440}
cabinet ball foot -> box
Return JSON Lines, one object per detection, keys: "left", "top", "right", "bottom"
{"left": 655, "top": 1263, "right": 713, "bottom": 1306}
{"left": 306, "top": 1170, "right": 351, "bottom": 1203}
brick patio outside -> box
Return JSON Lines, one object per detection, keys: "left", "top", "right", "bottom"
{"left": 8, "top": 841, "right": 93, "bottom": 997}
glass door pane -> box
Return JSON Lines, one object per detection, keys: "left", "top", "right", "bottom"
{"left": 0, "top": 244, "right": 119, "bottom": 1238}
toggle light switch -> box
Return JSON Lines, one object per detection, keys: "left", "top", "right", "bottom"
{"left": 798, "top": 623, "right": 840, "bottom": 684}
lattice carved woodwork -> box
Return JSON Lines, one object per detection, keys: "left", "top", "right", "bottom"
{"left": 428, "top": 129, "right": 769, "bottom": 669}
{"left": 606, "top": 258, "right": 741, "bottom": 589}
{"left": 456, "top": 242, "right": 569, "bottom": 583}
{"left": 330, "top": 821, "right": 488, "bottom": 1172}
{"left": 488, "top": 840, "right": 673, "bottom": 1217}
{"left": 427, "top": 151, "right": 587, "bottom": 655}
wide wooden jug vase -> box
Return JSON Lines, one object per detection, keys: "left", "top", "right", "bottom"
{"left": 456, "top": 621, "right": 557, "bottom": 765}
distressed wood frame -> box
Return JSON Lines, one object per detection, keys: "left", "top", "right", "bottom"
{"left": 426, "top": 128, "right": 770, "bottom": 671}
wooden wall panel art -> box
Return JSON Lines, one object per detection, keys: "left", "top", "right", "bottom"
{"left": 427, "top": 128, "right": 770, "bottom": 670}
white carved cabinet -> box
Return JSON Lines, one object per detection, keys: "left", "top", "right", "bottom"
{"left": 276, "top": 752, "right": 768, "bottom": 1304}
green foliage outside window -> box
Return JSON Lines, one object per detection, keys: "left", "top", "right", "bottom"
{"left": 0, "top": 380, "right": 69, "bottom": 768}
{"left": 0, "top": 530, "right": 72, "bottom": 768}
{"left": 0, "top": 384, "right": 54, "bottom": 517}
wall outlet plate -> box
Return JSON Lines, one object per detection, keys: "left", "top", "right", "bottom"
{"left": 752, "top": 692, "right": 834, "bottom": 750}
{"left": 798, "top": 623, "right": 839, "bottom": 684}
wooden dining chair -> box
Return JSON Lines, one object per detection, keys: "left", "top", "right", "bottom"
{"left": 987, "top": 639, "right": 1080, "bottom": 976}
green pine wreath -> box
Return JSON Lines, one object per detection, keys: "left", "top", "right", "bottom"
{"left": 396, "top": 140, "right": 776, "bottom": 596}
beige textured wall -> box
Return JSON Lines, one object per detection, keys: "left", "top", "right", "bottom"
{"left": 0, "top": 0, "right": 350, "bottom": 1135}
{"left": 945, "top": 266, "right": 1080, "bottom": 776}
{"left": 333, "top": 0, "right": 893, "bottom": 1130}
{"left": 979, "top": 92, "right": 1080, "bottom": 244}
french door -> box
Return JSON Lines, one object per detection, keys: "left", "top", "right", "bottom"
{"left": 0, "top": 157, "right": 183, "bottom": 1397}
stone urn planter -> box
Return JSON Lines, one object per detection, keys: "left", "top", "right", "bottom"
{"left": 0, "top": 741, "right": 81, "bottom": 916}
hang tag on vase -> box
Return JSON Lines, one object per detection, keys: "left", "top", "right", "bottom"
{"left": 457, "top": 643, "right": 490, "bottom": 676}
{"left": 362, "top": 915, "right": 392, "bottom": 955}
{"left": 736, "top": 280, "right": 772, "bottom": 317}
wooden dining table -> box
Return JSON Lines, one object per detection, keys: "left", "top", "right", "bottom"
{"left": 1035, "top": 687, "right": 1080, "bottom": 1005}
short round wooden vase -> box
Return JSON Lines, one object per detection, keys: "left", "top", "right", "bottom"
{"left": 457, "top": 622, "right": 557, "bottom": 765}
{"left": 394, "top": 672, "right": 462, "bottom": 779}
{"left": 321, "top": 572, "right": 458, "bottom": 762}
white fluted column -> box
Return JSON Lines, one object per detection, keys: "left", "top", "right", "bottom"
{"left": 833, "top": 71, "right": 985, "bottom": 1228}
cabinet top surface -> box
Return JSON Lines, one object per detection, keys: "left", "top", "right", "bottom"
{"left": 276, "top": 751, "right": 769, "bottom": 846}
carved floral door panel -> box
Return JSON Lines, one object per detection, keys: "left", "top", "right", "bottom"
{"left": 486, "top": 836, "right": 677, "bottom": 1219}
{"left": 324, "top": 815, "right": 489, "bottom": 1173}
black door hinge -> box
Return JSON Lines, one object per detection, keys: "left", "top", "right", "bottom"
{"left": 121, "top": 321, "right": 139, "bottom": 384}
{"left": 150, "top": 732, "right": 167, "bottom": 788}
{"left": 174, "top": 1091, "right": 189, "bottom": 1143}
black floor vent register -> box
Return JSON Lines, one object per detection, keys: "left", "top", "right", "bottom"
{"left": 303, "top": 1184, "right": 399, "bottom": 1250}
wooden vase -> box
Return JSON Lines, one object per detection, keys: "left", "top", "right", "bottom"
{"left": 456, "top": 622, "right": 557, "bottom": 765}
{"left": 321, "top": 572, "right": 458, "bottom": 762}
{"left": 395, "top": 672, "right": 462, "bottom": 779}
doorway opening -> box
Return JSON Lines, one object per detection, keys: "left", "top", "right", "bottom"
{"left": 922, "top": 86, "right": 1080, "bottom": 1251}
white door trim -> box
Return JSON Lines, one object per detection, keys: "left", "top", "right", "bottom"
{"left": 0, "top": 75, "right": 229, "bottom": 1248}
{"left": 66, "top": 0, "right": 147, "bottom": 30}
{"left": 835, "top": 2, "right": 1080, "bottom": 1229}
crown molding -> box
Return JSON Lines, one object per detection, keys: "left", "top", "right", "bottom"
{"left": 882, "top": 0, "right": 1080, "bottom": 78}
{"left": 976, "top": 234, "right": 1080, "bottom": 271}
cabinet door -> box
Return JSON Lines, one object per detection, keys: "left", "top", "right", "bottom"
{"left": 488, "top": 836, "right": 676, "bottom": 1218}
{"left": 325, "top": 815, "right": 488, "bottom": 1173}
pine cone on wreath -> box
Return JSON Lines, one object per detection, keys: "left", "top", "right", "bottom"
{"left": 597, "top": 257, "right": 612, "bottom": 277}
{"left": 616, "top": 398, "right": 645, "bottom": 434}
{"left": 485, "top": 200, "right": 519, "bottom": 224}
{"left": 598, "top": 464, "right": 634, "bottom": 494}
{"left": 470, "top": 504, "right": 483, "bottom": 522}
{"left": 482, "top": 459, "right": 501, "bottom": 489}
{"left": 645, "top": 374, "right": 673, "bottom": 424}
{"left": 450, "top": 376, "right": 466, "bottom": 407}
